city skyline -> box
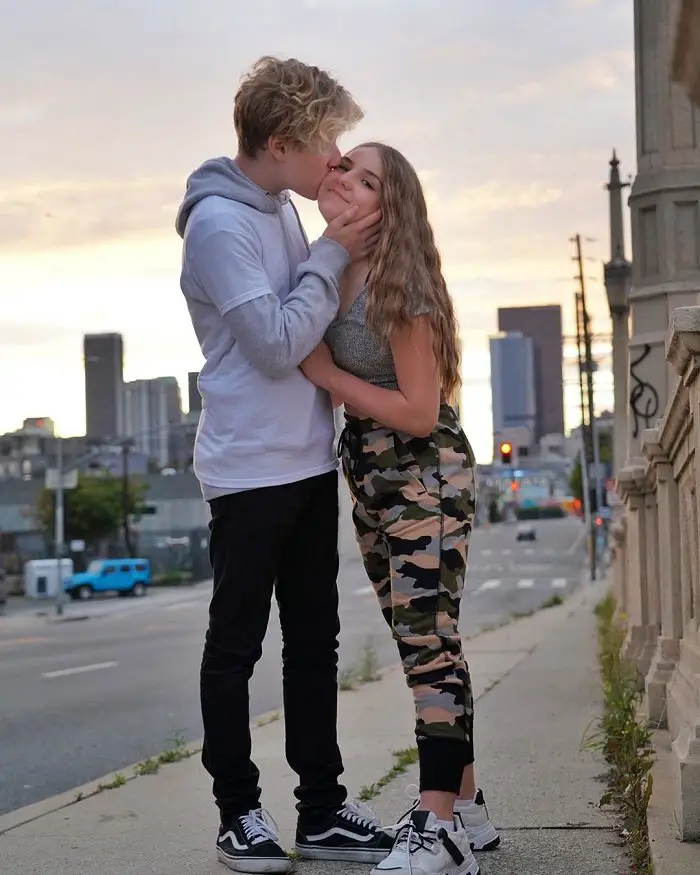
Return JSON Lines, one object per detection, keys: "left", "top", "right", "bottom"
{"left": 1, "top": 0, "right": 630, "bottom": 462}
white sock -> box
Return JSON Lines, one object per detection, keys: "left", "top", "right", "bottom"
{"left": 455, "top": 792, "right": 478, "bottom": 808}
{"left": 435, "top": 818, "right": 456, "bottom": 832}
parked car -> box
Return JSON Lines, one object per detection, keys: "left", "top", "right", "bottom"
{"left": 516, "top": 523, "right": 536, "bottom": 542}
{"left": 64, "top": 558, "right": 152, "bottom": 600}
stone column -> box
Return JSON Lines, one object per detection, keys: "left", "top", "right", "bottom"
{"left": 604, "top": 152, "right": 632, "bottom": 477}
{"left": 628, "top": 0, "right": 700, "bottom": 460}
{"left": 642, "top": 427, "right": 682, "bottom": 726}
{"left": 617, "top": 462, "right": 657, "bottom": 676}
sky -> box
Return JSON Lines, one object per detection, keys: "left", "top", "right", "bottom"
{"left": 0, "top": 0, "right": 635, "bottom": 462}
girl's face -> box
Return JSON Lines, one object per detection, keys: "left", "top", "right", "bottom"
{"left": 317, "top": 145, "right": 383, "bottom": 223}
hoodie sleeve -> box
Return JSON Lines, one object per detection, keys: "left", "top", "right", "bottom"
{"left": 189, "top": 223, "right": 349, "bottom": 379}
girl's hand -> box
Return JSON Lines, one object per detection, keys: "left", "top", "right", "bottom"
{"left": 301, "top": 342, "right": 340, "bottom": 392}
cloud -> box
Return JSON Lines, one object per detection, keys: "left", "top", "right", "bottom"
{"left": 0, "top": 0, "right": 635, "bottom": 447}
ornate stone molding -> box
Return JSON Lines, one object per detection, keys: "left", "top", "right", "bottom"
{"left": 617, "top": 462, "right": 649, "bottom": 503}
{"left": 665, "top": 306, "right": 700, "bottom": 379}
{"left": 641, "top": 427, "right": 667, "bottom": 465}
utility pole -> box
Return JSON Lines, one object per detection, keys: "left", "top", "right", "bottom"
{"left": 121, "top": 440, "right": 134, "bottom": 557}
{"left": 575, "top": 291, "right": 595, "bottom": 580}
{"left": 573, "top": 233, "right": 603, "bottom": 579}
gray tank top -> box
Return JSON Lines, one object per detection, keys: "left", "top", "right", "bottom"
{"left": 325, "top": 288, "right": 429, "bottom": 390}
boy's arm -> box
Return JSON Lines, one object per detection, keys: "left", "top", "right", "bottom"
{"left": 191, "top": 222, "right": 348, "bottom": 379}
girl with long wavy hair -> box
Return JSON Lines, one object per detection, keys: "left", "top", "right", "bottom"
{"left": 300, "top": 143, "right": 500, "bottom": 875}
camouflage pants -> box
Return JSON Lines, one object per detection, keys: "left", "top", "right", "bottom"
{"left": 339, "top": 404, "right": 476, "bottom": 767}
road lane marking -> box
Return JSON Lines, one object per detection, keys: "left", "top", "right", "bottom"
{"left": 164, "top": 601, "right": 199, "bottom": 612}
{"left": 481, "top": 549, "right": 492, "bottom": 556}
{"left": 41, "top": 661, "right": 118, "bottom": 679}
{"left": 476, "top": 579, "right": 501, "bottom": 592}
{"left": 552, "top": 578, "right": 568, "bottom": 589}
{"left": 517, "top": 579, "right": 534, "bottom": 589}
{"left": 524, "top": 548, "right": 534, "bottom": 555}
{"left": 502, "top": 549, "right": 511, "bottom": 555}
{"left": 353, "top": 586, "right": 374, "bottom": 595}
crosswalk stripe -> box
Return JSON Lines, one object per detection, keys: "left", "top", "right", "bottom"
{"left": 552, "top": 578, "right": 567, "bottom": 589}
{"left": 481, "top": 549, "right": 492, "bottom": 556}
{"left": 476, "top": 579, "right": 501, "bottom": 592}
{"left": 517, "top": 579, "right": 534, "bottom": 589}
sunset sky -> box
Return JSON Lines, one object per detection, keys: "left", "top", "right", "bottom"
{"left": 1, "top": 0, "right": 635, "bottom": 462}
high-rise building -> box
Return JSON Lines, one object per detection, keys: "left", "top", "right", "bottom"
{"left": 84, "top": 333, "right": 124, "bottom": 440}
{"left": 497, "top": 306, "right": 564, "bottom": 440}
{"left": 123, "top": 376, "right": 182, "bottom": 468}
{"left": 187, "top": 371, "right": 201, "bottom": 415}
{"left": 489, "top": 332, "right": 537, "bottom": 459}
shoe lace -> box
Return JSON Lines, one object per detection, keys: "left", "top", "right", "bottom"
{"left": 240, "top": 808, "right": 280, "bottom": 845}
{"left": 339, "top": 800, "right": 380, "bottom": 830}
{"left": 391, "top": 822, "right": 438, "bottom": 875}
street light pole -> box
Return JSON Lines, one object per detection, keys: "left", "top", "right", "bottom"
{"left": 54, "top": 437, "right": 66, "bottom": 616}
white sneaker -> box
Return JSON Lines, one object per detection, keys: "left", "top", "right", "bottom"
{"left": 371, "top": 810, "right": 479, "bottom": 875}
{"left": 454, "top": 790, "right": 500, "bottom": 851}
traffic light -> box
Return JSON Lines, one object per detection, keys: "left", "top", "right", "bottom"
{"left": 499, "top": 442, "right": 512, "bottom": 465}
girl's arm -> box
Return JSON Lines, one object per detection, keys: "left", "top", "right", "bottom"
{"left": 301, "top": 317, "right": 441, "bottom": 437}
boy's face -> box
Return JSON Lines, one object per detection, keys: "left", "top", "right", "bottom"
{"left": 281, "top": 141, "right": 342, "bottom": 201}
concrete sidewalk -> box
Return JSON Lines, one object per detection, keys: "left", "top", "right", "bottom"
{"left": 0, "top": 579, "right": 628, "bottom": 875}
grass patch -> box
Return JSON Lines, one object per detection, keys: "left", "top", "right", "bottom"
{"left": 358, "top": 747, "right": 419, "bottom": 802}
{"left": 257, "top": 711, "right": 281, "bottom": 728}
{"left": 157, "top": 729, "right": 192, "bottom": 764}
{"left": 541, "top": 593, "right": 564, "bottom": 609}
{"left": 339, "top": 642, "right": 382, "bottom": 691}
{"left": 583, "top": 593, "right": 654, "bottom": 874}
{"left": 98, "top": 772, "right": 126, "bottom": 791}
{"left": 511, "top": 609, "right": 535, "bottom": 620}
{"left": 135, "top": 757, "right": 160, "bottom": 776}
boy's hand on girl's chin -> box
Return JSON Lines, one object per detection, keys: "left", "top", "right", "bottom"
{"left": 323, "top": 205, "right": 382, "bottom": 260}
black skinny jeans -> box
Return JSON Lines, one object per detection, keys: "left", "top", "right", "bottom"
{"left": 201, "top": 471, "right": 347, "bottom": 824}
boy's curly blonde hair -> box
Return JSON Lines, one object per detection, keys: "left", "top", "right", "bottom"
{"left": 234, "top": 56, "right": 363, "bottom": 157}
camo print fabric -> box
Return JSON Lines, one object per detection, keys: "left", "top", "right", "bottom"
{"left": 339, "top": 403, "right": 476, "bottom": 749}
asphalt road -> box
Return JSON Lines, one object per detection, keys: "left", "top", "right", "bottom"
{"left": 0, "top": 488, "right": 586, "bottom": 816}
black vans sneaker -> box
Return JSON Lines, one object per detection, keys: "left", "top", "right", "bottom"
{"left": 216, "top": 808, "right": 291, "bottom": 873}
{"left": 296, "top": 801, "right": 394, "bottom": 863}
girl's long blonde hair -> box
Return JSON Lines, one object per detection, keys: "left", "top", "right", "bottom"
{"left": 361, "top": 142, "right": 461, "bottom": 403}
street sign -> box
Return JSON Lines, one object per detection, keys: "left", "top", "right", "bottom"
{"left": 45, "top": 469, "right": 79, "bottom": 490}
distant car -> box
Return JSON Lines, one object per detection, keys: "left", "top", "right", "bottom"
{"left": 516, "top": 523, "right": 536, "bottom": 542}
{"left": 64, "top": 558, "right": 152, "bottom": 601}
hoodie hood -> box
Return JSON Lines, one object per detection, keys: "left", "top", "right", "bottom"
{"left": 175, "top": 156, "right": 290, "bottom": 237}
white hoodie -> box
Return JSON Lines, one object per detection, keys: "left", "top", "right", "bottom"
{"left": 175, "top": 157, "right": 349, "bottom": 497}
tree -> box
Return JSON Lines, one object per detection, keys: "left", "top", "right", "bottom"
{"left": 36, "top": 475, "right": 148, "bottom": 551}
{"left": 569, "top": 429, "right": 613, "bottom": 505}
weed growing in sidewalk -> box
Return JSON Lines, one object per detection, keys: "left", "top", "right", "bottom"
{"left": 157, "top": 728, "right": 193, "bottom": 765}
{"left": 135, "top": 757, "right": 160, "bottom": 776}
{"left": 358, "top": 747, "right": 419, "bottom": 802}
{"left": 339, "top": 642, "right": 382, "bottom": 691}
{"left": 584, "top": 593, "right": 654, "bottom": 875}
{"left": 98, "top": 772, "right": 126, "bottom": 791}
{"left": 256, "top": 710, "right": 281, "bottom": 728}
{"left": 540, "top": 593, "right": 564, "bottom": 609}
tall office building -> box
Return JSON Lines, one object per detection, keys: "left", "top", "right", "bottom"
{"left": 124, "top": 376, "right": 182, "bottom": 468}
{"left": 187, "top": 371, "right": 201, "bottom": 415}
{"left": 84, "top": 333, "right": 124, "bottom": 440}
{"left": 497, "top": 306, "right": 564, "bottom": 440}
{"left": 489, "top": 332, "right": 537, "bottom": 458}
